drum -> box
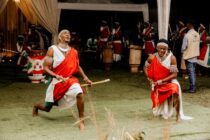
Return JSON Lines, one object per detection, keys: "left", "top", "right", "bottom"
{"left": 27, "top": 50, "right": 45, "bottom": 83}
{"left": 102, "top": 43, "right": 113, "bottom": 71}
{"left": 129, "top": 45, "right": 142, "bottom": 73}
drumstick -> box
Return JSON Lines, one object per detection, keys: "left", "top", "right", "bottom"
{"left": 52, "top": 78, "right": 110, "bottom": 86}
{"left": 81, "top": 79, "right": 110, "bottom": 87}
{"left": 0, "top": 48, "right": 19, "bottom": 53}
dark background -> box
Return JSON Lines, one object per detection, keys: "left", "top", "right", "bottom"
{"left": 58, "top": 0, "right": 210, "bottom": 47}
{"left": 59, "top": 10, "right": 143, "bottom": 45}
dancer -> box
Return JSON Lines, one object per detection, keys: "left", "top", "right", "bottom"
{"left": 144, "top": 39, "right": 192, "bottom": 121}
{"left": 32, "top": 29, "right": 92, "bottom": 130}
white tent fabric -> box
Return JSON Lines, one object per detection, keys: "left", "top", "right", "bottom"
{"left": 15, "top": 0, "right": 37, "bottom": 25}
{"left": 1, "top": 0, "right": 61, "bottom": 46}
{"left": 157, "top": 0, "right": 171, "bottom": 40}
{"left": 0, "top": 0, "right": 9, "bottom": 14}
{"left": 30, "top": 0, "right": 61, "bottom": 44}
{"left": 2, "top": 0, "right": 149, "bottom": 46}
{"left": 58, "top": 3, "right": 149, "bottom": 22}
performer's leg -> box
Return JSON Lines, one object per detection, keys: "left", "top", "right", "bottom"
{"left": 181, "top": 58, "right": 189, "bottom": 80}
{"left": 173, "top": 94, "right": 180, "bottom": 122}
{"left": 32, "top": 101, "right": 52, "bottom": 117}
{"left": 182, "top": 69, "right": 188, "bottom": 80}
{"left": 76, "top": 93, "right": 85, "bottom": 130}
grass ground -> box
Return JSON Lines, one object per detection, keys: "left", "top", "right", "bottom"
{"left": 0, "top": 64, "right": 210, "bottom": 140}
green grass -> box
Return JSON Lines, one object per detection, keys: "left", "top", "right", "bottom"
{"left": 0, "top": 67, "right": 210, "bottom": 140}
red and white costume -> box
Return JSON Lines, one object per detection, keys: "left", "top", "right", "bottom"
{"left": 197, "top": 25, "right": 210, "bottom": 67}
{"left": 98, "top": 25, "right": 110, "bottom": 52}
{"left": 45, "top": 45, "right": 83, "bottom": 110}
{"left": 178, "top": 26, "right": 187, "bottom": 70}
{"left": 112, "top": 25, "right": 122, "bottom": 62}
{"left": 178, "top": 26, "right": 187, "bottom": 41}
{"left": 16, "top": 42, "right": 31, "bottom": 67}
{"left": 147, "top": 52, "right": 192, "bottom": 120}
{"left": 142, "top": 26, "right": 155, "bottom": 55}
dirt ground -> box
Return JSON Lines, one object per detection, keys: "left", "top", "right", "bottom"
{"left": 0, "top": 68, "right": 210, "bottom": 140}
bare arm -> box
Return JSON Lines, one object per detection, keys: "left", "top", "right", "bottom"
{"left": 143, "top": 54, "right": 155, "bottom": 86}
{"left": 43, "top": 47, "right": 63, "bottom": 80}
{"left": 143, "top": 54, "right": 154, "bottom": 77}
{"left": 161, "top": 55, "right": 178, "bottom": 83}
{"left": 78, "top": 66, "right": 92, "bottom": 85}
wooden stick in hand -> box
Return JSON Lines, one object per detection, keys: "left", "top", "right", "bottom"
{"left": 52, "top": 78, "right": 110, "bottom": 86}
{"left": 81, "top": 79, "right": 110, "bottom": 87}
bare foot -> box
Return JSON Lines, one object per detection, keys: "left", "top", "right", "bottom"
{"left": 176, "top": 115, "right": 181, "bottom": 123}
{"left": 79, "top": 122, "right": 85, "bottom": 131}
{"left": 32, "top": 106, "right": 38, "bottom": 117}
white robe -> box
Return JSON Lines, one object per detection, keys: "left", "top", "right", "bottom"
{"left": 45, "top": 45, "right": 83, "bottom": 110}
{"left": 152, "top": 52, "right": 193, "bottom": 120}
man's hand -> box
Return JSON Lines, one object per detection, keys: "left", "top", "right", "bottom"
{"left": 84, "top": 77, "right": 92, "bottom": 86}
{"left": 54, "top": 75, "right": 65, "bottom": 82}
{"left": 147, "top": 78, "right": 154, "bottom": 85}
{"left": 147, "top": 78, "right": 155, "bottom": 91}
{"left": 154, "top": 80, "right": 163, "bottom": 86}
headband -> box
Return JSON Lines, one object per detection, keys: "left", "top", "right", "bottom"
{"left": 58, "top": 29, "right": 70, "bottom": 40}
{"left": 157, "top": 42, "right": 168, "bottom": 48}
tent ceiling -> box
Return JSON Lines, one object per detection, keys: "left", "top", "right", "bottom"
{"left": 58, "top": 0, "right": 148, "bottom": 4}
{"left": 58, "top": 2, "right": 149, "bottom": 21}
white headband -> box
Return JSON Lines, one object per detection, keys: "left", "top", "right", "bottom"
{"left": 157, "top": 42, "right": 168, "bottom": 48}
{"left": 58, "top": 29, "right": 70, "bottom": 40}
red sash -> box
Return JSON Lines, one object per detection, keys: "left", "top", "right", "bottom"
{"left": 113, "top": 42, "right": 122, "bottom": 54}
{"left": 101, "top": 26, "right": 110, "bottom": 38}
{"left": 148, "top": 57, "right": 179, "bottom": 107}
{"left": 144, "top": 27, "right": 152, "bottom": 37}
{"left": 198, "top": 31, "right": 208, "bottom": 60}
{"left": 144, "top": 27, "right": 153, "bottom": 41}
{"left": 145, "top": 41, "right": 155, "bottom": 55}
{"left": 143, "top": 27, "right": 155, "bottom": 55}
{"left": 53, "top": 48, "right": 80, "bottom": 102}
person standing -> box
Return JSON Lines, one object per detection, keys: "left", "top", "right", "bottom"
{"left": 197, "top": 23, "right": 210, "bottom": 74}
{"left": 97, "top": 20, "right": 110, "bottom": 64}
{"left": 32, "top": 29, "right": 92, "bottom": 130}
{"left": 98, "top": 20, "right": 110, "bottom": 52}
{"left": 86, "top": 35, "right": 98, "bottom": 51}
{"left": 16, "top": 35, "right": 31, "bottom": 68}
{"left": 182, "top": 20, "right": 200, "bottom": 93}
{"left": 176, "top": 21, "right": 188, "bottom": 79}
{"left": 112, "top": 21, "right": 123, "bottom": 62}
{"left": 142, "top": 22, "right": 155, "bottom": 56}
{"left": 198, "top": 24, "right": 208, "bottom": 61}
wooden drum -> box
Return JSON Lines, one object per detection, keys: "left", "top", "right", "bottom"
{"left": 102, "top": 43, "right": 113, "bottom": 71}
{"left": 129, "top": 45, "right": 142, "bottom": 73}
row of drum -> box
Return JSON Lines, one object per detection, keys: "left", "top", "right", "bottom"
{"left": 102, "top": 45, "right": 142, "bottom": 72}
